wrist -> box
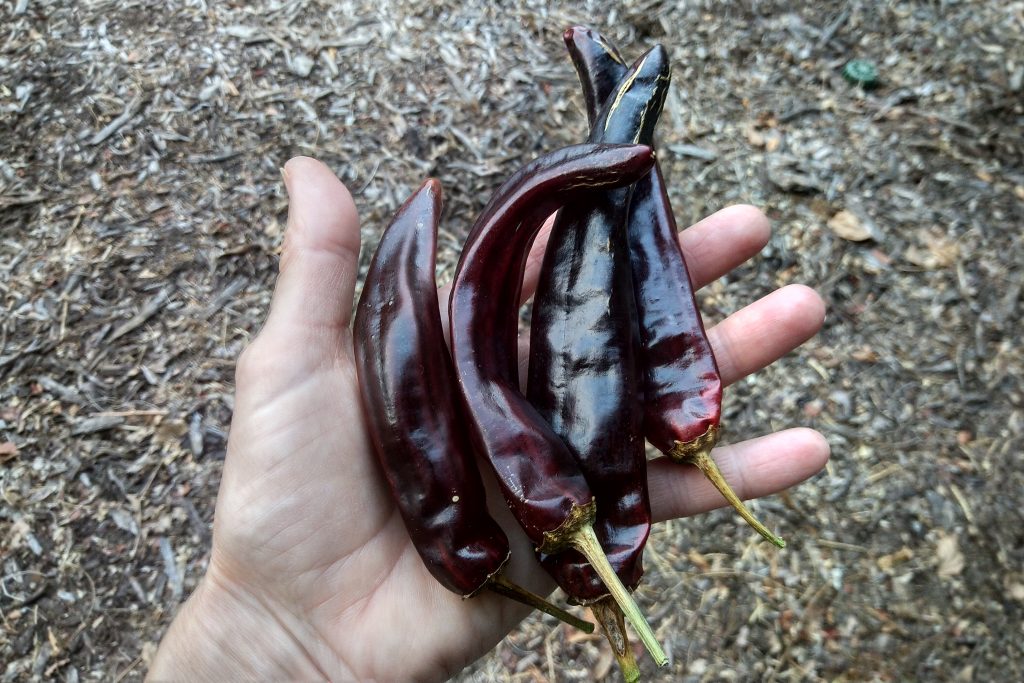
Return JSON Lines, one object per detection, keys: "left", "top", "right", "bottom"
{"left": 147, "top": 569, "right": 328, "bottom": 682}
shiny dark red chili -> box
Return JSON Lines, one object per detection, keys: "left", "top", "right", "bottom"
{"left": 567, "top": 26, "right": 785, "bottom": 547}
{"left": 449, "top": 143, "right": 667, "bottom": 664}
{"left": 563, "top": 26, "right": 629, "bottom": 130}
{"left": 528, "top": 45, "right": 670, "bottom": 605}
{"left": 352, "top": 179, "right": 594, "bottom": 632}
{"left": 564, "top": 26, "right": 629, "bottom": 131}
{"left": 449, "top": 144, "right": 653, "bottom": 548}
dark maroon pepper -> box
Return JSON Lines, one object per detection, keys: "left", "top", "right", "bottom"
{"left": 449, "top": 143, "right": 666, "bottom": 664}
{"left": 529, "top": 45, "right": 670, "bottom": 605}
{"left": 567, "top": 26, "right": 785, "bottom": 547}
{"left": 564, "top": 26, "right": 629, "bottom": 130}
{"left": 352, "top": 178, "right": 594, "bottom": 631}
{"left": 563, "top": 26, "right": 630, "bottom": 130}
{"left": 450, "top": 144, "right": 647, "bottom": 547}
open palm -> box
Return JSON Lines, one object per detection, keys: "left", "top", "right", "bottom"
{"left": 149, "top": 157, "right": 829, "bottom": 682}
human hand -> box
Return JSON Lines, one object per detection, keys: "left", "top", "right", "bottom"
{"left": 148, "top": 156, "right": 829, "bottom": 682}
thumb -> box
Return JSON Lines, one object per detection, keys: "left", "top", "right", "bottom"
{"left": 261, "top": 156, "right": 361, "bottom": 349}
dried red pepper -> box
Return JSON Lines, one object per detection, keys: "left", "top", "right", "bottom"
{"left": 352, "top": 178, "right": 594, "bottom": 631}
{"left": 527, "top": 46, "right": 670, "bottom": 682}
{"left": 529, "top": 43, "right": 668, "bottom": 597}
{"left": 449, "top": 143, "right": 667, "bottom": 665}
{"left": 567, "top": 26, "right": 784, "bottom": 547}
{"left": 563, "top": 26, "right": 630, "bottom": 131}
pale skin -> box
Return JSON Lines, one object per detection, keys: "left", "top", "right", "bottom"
{"left": 148, "top": 156, "right": 830, "bottom": 682}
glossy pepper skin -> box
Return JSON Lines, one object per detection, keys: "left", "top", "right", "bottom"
{"left": 563, "top": 26, "right": 629, "bottom": 131}
{"left": 564, "top": 26, "right": 629, "bottom": 128}
{"left": 529, "top": 45, "right": 670, "bottom": 603}
{"left": 353, "top": 179, "right": 509, "bottom": 597}
{"left": 353, "top": 180, "right": 597, "bottom": 633}
{"left": 569, "top": 27, "right": 785, "bottom": 547}
{"left": 448, "top": 143, "right": 656, "bottom": 551}
{"left": 449, "top": 144, "right": 669, "bottom": 666}
{"left": 566, "top": 26, "right": 722, "bottom": 456}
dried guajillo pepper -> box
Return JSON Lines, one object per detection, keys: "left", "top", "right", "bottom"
{"left": 567, "top": 26, "right": 785, "bottom": 547}
{"left": 527, "top": 46, "right": 670, "bottom": 683}
{"left": 564, "top": 26, "right": 628, "bottom": 127}
{"left": 449, "top": 143, "right": 667, "bottom": 665}
{"left": 562, "top": 26, "right": 629, "bottom": 130}
{"left": 352, "top": 178, "right": 594, "bottom": 632}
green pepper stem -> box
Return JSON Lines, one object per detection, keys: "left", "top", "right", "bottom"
{"left": 592, "top": 596, "right": 641, "bottom": 682}
{"left": 571, "top": 524, "right": 667, "bottom": 666}
{"left": 487, "top": 575, "right": 594, "bottom": 633}
{"left": 680, "top": 445, "right": 786, "bottom": 548}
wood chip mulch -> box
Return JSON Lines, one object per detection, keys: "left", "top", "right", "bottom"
{"left": 2, "top": 1, "right": 1021, "bottom": 681}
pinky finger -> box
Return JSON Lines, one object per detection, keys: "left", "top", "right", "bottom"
{"left": 647, "top": 428, "right": 830, "bottom": 523}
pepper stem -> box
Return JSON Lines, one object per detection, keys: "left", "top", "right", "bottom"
{"left": 487, "top": 575, "right": 594, "bottom": 633}
{"left": 571, "top": 524, "right": 667, "bottom": 666}
{"left": 678, "top": 443, "right": 786, "bottom": 548}
{"left": 592, "top": 596, "right": 640, "bottom": 682}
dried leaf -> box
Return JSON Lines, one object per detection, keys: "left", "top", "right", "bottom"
{"left": 877, "top": 547, "right": 914, "bottom": 571}
{"left": 688, "top": 548, "right": 711, "bottom": 572}
{"left": 851, "top": 346, "right": 879, "bottom": 363}
{"left": 905, "top": 234, "right": 959, "bottom": 269}
{"left": 828, "top": 210, "right": 872, "bottom": 241}
{"left": 936, "top": 533, "right": 965, "bottom": 579}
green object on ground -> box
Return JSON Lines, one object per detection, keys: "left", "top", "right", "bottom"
{"left": 843, "top": 59, "right": 879, "bottom": 88}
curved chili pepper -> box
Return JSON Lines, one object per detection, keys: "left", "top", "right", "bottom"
{"left": 564, "top": 26, "right": 629, "bottom": 129}
{"left": 529, "top": 45, "right": 669, "bottom": 606}
{"left": 449, "top": 143, "right": 667, "bottom": 665}
{"left": 563, "top": 26, "right": 629, "bottom": 130}
{"left": 352, "top": 178, "right": 594, "bottom": 632}
{"left": 527, "top": 47, "right": 670, "bottom": 683}
{"left": 567, "top": 26, "right": 785, "bottom": 547}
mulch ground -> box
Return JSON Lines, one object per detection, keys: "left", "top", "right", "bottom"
{"left": 2, "top": 1, "right": 1021, "bottom": 681}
